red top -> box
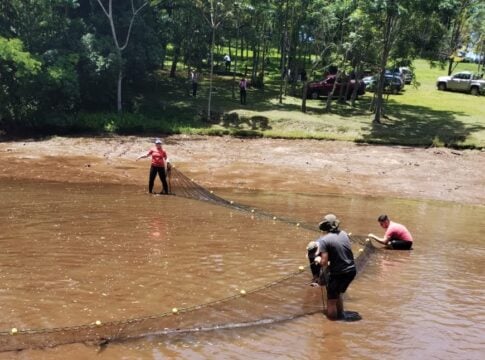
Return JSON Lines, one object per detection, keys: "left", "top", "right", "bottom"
{"left": 385, "top": 221, "right": 413, "bottom": 242}
{"left": 147, "top": 147, "right": 167, "bottom": 167}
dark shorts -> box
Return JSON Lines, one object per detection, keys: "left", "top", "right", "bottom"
{"left": 327, "top": 268, "right": 356, "bottom": 300}
{"left": 389, "top": 239, "right": 413, "bottom": 250}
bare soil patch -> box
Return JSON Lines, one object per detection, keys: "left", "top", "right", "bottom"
{"left": 1, "top": 135, "right": 484, "bottom": 206}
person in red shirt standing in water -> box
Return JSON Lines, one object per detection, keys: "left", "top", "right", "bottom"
{"left": 137, "top": 138, "right": 170, "bottom": 195}
{"left": 368, "top": 214, "right": 413, "bottom": 250}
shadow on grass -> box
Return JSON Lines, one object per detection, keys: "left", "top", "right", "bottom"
{"left": 147, "top": 75, "right": 371, "bottom": 118}
{"left": 4, "top": 54, "right": 485, "bottom": 149}
{"left": 91, "top": 73, "right": 485, "bottom": 149}
{"left": 360, "top": 100, "right": 485, "bottom": 148}
{"left": 139, "top": 75, "right": 311, "bottom": 120}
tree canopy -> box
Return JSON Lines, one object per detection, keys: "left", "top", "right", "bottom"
{"left": 0, "top": 0, "right": 483, "bottom": 133}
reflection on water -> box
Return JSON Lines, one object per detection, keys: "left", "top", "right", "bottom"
{"left": 0, "top": 181, "right": 484, "bottom": 359}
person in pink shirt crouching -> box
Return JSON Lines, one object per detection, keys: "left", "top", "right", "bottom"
{"left": 368, "top": 214, "right": 413, "bottom": 250}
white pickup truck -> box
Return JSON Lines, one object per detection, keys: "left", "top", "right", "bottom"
{"left": 436, "top": 71, "right": 485, "bottom": 95}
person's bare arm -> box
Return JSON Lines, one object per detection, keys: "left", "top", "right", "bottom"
{"left": 310, "top": 250, "right": 328, "bottom": 287}
{"left": 314, "top": 251, "right": 329, "bottom": 267}
{"left": 136, "top": 153, "right": 149, "bottom": 161}
{"left": 368, "top": 233, "right": 388, "bottom": 245}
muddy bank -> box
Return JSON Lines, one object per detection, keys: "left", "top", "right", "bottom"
{"left": 0, "top": 135, "right": 484, "bottom": 205}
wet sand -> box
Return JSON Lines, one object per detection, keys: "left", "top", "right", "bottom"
{"left": 1, "top": 135, "right": 484, "bottom": 205}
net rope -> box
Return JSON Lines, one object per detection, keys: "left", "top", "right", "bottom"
{"left": 0, "top": 167, "right": 375, "bottom": 351}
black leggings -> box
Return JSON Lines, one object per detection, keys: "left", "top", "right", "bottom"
{"left": 240, "top": 89, "right": 246, "bottom": 104}
{"left": 389, "top": 239, "right": 413, "bottom": 250}
{"left": 149, "top": 165, "right": 169, "bottom": 194}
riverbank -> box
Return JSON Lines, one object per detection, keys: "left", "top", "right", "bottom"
{"left": 1, "top": 135, "right": 484, "bottom": 205}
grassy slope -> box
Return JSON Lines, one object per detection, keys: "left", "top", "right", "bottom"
{"left": 386, "top": 60, "right": 485, "bottom": 148}
{"left": 142, "top": 59, "right": 485, "bottom": 149}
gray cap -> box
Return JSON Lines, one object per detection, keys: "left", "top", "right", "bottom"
{"left": 318, "top": 214, "right": 340, "bottom": 231}
{"left": 154, "top": 138, "right": 162, "bottom": 144}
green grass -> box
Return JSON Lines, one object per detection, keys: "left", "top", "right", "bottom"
{"left": 375, "top": 60, "right": 485, "bottom": 148}
{"left": 153, "top": 58, "right": 485, "bottom": 148}
{"left": 69, "top": 58, "right": 485, "bottom": 149}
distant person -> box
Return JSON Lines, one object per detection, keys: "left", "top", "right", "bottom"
{"left": 239, "top": 77, "right": 248, "bottom": 105}
{"left": 186, "top": 68, "right": 192, "bottom": 96}
{"left": 307, "top": 214, "right": 359, "bottom": 321}
{"left": 368, "top": 214, "right": 413, "bottom": 250}
{"left": 300, "top": 69, "right": 307, "bottom": 82}
{"left": 137, "top": 138, "right": 170, "bottom": 195}
{"left": 223, "top": 54, "right": 231, "bottom": 71}
{"left": 190, "top": 69, "right": 199, "bottom": 98}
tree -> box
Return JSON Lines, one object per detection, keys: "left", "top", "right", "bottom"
{"left": 468, "top": 1, "right": 485, "bottom": 73}
{"left": 196, "top": 0, "right": 233, "bottom": 119}
{"left": 0, "top": 0, "right": 84, "bottom": 126}
{"left": 157, "top": 1, "right": 207, "bottom": 78}
{"left": 95, "top": 0, "right": 148, "bottom": 113}
{"left": 360, "top": 0, "right": 401, "bottom": 124}
{"left": 443, "top": 0, "right": 478, "bottom": 75}
{"left": 324, "top": 0, "right": 357, "bottom": 112}
{"left": 300, "top": 0, "right": 339, "bottom": 112}
{"left": 0, "top": 37, "right": 41, "bottom": 128}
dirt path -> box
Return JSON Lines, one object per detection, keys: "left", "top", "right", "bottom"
{"left": 1, "top": 135, "right": 484, "bottom": 206}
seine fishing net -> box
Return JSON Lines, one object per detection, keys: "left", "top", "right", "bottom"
{"left": 0, "top": 167, "right": 374, "bottom": 352}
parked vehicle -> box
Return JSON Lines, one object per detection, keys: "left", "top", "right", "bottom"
{"left": 306, "top": 75, "right": 365, "bottom": 99}
{"left": 386, "top": 69, "right": 404, "bottom": 85}
{"left": 397, "top": 67, "right": 413, "bottom": 84}
{"left": 363, "top": 74, "right": 404, "bottom": 94}
{"left": 436, "top": 71, "right": 485, "bottom": 95}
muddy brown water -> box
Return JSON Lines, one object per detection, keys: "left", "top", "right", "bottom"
{"left": 0, "top": 180, "right": 484, "bottom": 359}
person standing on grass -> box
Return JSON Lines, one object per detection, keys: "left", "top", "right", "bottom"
{"left": 190, "top": 69, "right": 199, "bottom": 98}
{"left": 137, "top": 138, "right": 169, "bottom": 195}
{"left": 239, "top": 77, "right": 248, "bottom": 105}
{"left": 223, "top": 54, "right": 231, "bottom": 71}
{"left": 309, "top": 214, "right": 358, "bottom": 321}
{"left": 368, "top": 214, "right": 413, "bottom": 250}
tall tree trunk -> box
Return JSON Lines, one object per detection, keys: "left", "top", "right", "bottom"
{"left": 325, "top": 48, "right": 349, "bottom": 112}
{"left": 95, "top": 0, "right": 148, "bottom": 114}
{"left": 447, "top": 58, "right": 455, "bottom": 76}
{"left": 160, "top": 42, "right": 167, "bottom": 70}
{"left": 301, "top": 80, "right": 308, "bottom": 113}
{"left": 252, "top": 44, "right": 258, "bottom": 82}
{"left": 117, "top": 52, "right": 123, "bottom": 113}
{"left": 279, "top": 0, "right": 289, "bottom": 104}
{"left": 208, "top": 25, "right": 216, "bottom": 120}
{"left": 300, "top": 42, "right": 325, "bottom": 114}
{"left": 232, "top": 21, "right": 240, "bottom": 99}
{"left": 373, "top": 6, "right": 398, "bottom": 124}
{"left": 350, "top": 66, "right": 362, "bottom": 107}
{"left": 478, "top": 38, "right": 484, "bottom": 74}
{"left": 261, "top": 29, "right": 268, "bottom": 79}
{"left": 446, "top": 0, "right": 469, "bottom": 75}
{"left": 325, "top": 70, "right": 341, "bottom": 112}
{"left": 170, "top": 45, "right": 180, "bottom": 78}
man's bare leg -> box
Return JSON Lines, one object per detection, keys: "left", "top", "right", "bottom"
{"left": 337, "top": 295, "right": 344, "bottom": 318}
{"left": 326, "top": 299, "right": 339, "bottom": 320}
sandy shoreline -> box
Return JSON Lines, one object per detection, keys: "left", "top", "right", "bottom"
{"left": 1, "top": 135, "right": 484, "bottom": 206}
